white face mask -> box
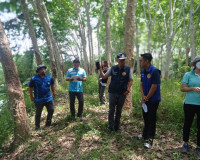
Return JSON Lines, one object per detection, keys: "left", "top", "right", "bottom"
{"left": 196, "top": 62, "right": 200, "bottom": 69}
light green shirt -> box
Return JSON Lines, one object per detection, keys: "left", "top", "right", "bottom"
{"left": 182, "top": 70, "right": 200, "bottom": 105}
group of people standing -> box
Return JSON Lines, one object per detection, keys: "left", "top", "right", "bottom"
{"left": 28, "top": 53, "right": 200, "bottom": 157}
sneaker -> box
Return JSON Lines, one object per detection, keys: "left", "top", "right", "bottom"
{"left": 143, "top": 139, "right": 153, "bottom": 149}
{"left": 108, "top": 127, "right": 114, "bottom": 131}
{"left": 78, "top": 116, "right": 85, "bottom": 121}
{"left": 35, "top": 126, "right": 40, "bottom": 131}
{"left": 137, "top": 135, "right": 143, "bottom": 140}
{"left": 196, "top": 146, "right": 200, "bottom": 157}
{"left": 181, "top": 143, "right": 189, "bottom": 153}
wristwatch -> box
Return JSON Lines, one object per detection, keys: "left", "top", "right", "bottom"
{"left": 127, "top": 89, "right": 130, "bottom": 93}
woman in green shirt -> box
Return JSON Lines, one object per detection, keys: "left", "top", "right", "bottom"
{"left": 181, "top": 55, "right": 200, "bottom": 157}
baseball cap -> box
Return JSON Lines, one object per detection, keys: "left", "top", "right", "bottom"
{"left": 117, "top": 53, "right": 127, "bottom": 60}
{"left": 190, "top": 55, "right": 200, "bottom": 66}
{"left": 36, "top": 65, "right": 47, "bottom": 73}
{"left": 73, "top": 58, "right": 80, "bottom": 63}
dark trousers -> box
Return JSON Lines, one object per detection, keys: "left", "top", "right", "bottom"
{"left": 69, "top": 91, "right": 84, "bottom": 117}
{"left": 99, "top": 83, "right": 106, "bottom": 104}
{"left": 183, "top": 103, "right": 200, "bottom": 146}
{"left": 108, "top": 93, "right": 126, "bottom": 130}
{"left": 35, "top": 100, "right": 54, "bottom": 128}
{"left": 142, "top": 101, "right": 159, "bottom": 139}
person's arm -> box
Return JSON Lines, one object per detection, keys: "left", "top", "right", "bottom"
{"left": 28, "top": 87, "right": 34, "bottom": 101}
{"left": 77, "top": 77, "right": 87, "bottom": 82}
{"left": 124, "top": 79, "right": 133, "bottom": 96}
{"left": 181, "top": 83, "right": 200, "bottom": 93}
{"left": 146, "top": 84, "right": 157, "bottom": 100}
{"left": 51, "top": 85, "right": 56, "bottom": 99}
{"left": 100, "top": 65, "right": 108, "bottom": 79}
{"left": 140, "top": 82, "right": 147, "bottom": 103}
{"left": 66, "top": 70, "right": 74, "bottom": 81}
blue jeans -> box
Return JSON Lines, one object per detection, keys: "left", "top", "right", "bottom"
{"left": 108, "top": 93, "right": 126, "bottom": 130}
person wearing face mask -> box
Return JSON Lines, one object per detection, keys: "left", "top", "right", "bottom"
{"left": 181, "top": 55, "right": 200, "bottom": 158}
{"left": 29, "top": 65, "right": 56, "bottom": 130}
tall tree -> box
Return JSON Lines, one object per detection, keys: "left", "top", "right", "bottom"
{"left": 123, "top": 0, "right": 137, "bottom": 107}
{"left": 83, "top": 0, "right": 94, "bottom": 73}
{"left": 21, "top": 0, "right": 42, "bottom": 65}
{"left": 0, "top": 20, "right": 30, "bottom": 148}
{"left": 73, "top": 0, "right": 89, "bottom": 74}
{"left": 34, "top": 0, "right": 58, "bottom": 85}
{"left": 104, "top": 0, "right": 112, "bottom": 67}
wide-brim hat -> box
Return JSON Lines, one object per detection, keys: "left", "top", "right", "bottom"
{"left": 36, "top": 65, "right": 47, "bottom": 73}
{"left": 190, "top": 55, "right": 200, "bottom": 66}
{"left": 117, "top": 53, "right": 127, "bottom": 60}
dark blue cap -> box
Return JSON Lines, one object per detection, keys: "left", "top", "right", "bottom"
{"left": 73, "top": 58, "right": 80, "bottom": 63}
{"left": 117, "top": 53, "right": 127, "bottom": 59}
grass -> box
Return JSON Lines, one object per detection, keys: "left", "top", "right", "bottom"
{"left": 0, "top": 74, "right": 199, "bottom": 159}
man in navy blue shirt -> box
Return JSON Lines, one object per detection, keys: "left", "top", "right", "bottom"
{"left": 139, "top": 53, "right": 161, "bottom": 149}
{"left": 100, "top": 53, "right": 133, "bottom": 132}
{"left": 29, "top": 65, "right": 55, "bottom": 130}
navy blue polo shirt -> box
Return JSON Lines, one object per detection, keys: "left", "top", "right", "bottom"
{"left": 141, "top": 64, "right": 161, "bottom": 102}
{"left": 29, "top": 74, "right": 54, "bottom": 103}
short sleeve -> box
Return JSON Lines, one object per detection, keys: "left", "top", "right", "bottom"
{"left": 182, "top": 73, "right": 189, "bottom": 84}
{"left": 105, "top": 68, "right": 111, "bottom": 77}
{"left": 66, "top": 70, "right": 71, "bottom": 78}
{"left": 82, "top": 70, "right": 87, "bottom": 77}
{"left": 28, "top": 78, "right": 34, "bottom": 88}
{"left": 151, "top": 69, "right": 160, "bottom": 84}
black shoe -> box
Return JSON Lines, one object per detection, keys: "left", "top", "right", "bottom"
{"left": 115, "top": 128, "right": 121, "bottom": 133}
{"left": 143, "top": 139, "right": 153, "bottom": 149}
{"left": 181, "top": 143, "right": 189, "bottom": 153}
{"left": 108, "top": 127, "right": 114, "bottom": 131}
{"left": 196, "top": 146, "right": 200, "bottom": 157}
{"left": 35, "top": 126, "right": 40, "bottom": 131}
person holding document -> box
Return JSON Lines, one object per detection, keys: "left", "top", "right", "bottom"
{"left": 139, "top": 53, "right": 161, "bottom": 149}
{"left": 66, "top": 58, "right": 87, "bottom": 120}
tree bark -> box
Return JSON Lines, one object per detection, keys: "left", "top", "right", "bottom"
{"left": 73, "top": 0, "right": 89, "bottom": 74}
{"left": 35, "top": 0, "right": 58, "bottom": 86}
{"left": 84, "top": 0, "right": 94, "bottom": 73}
{"left": 39, "top": 0, "right": 64, "bottom": 85}
{"left": 21, "top": 0, "right": 42, "bottom": 65}
{"left": 104, "top": 0, "right": 112, "bottom": 67}
{"left": 0, "top": 20, "right": 30, "bottom": 148}
{"left": 123, "top": 0, "right": 137, "bottom": 108}
{"left": 190, "top": 0, "right": 195, "bottom": 60}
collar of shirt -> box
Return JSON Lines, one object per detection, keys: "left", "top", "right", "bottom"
{"left": 73, "top": 67, "right": 80, "bottom": 71}
{"left": 144, "top": 64, "right": 153, "bottom": 73}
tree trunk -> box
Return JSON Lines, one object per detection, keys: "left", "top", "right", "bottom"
{"left": 35, "top": 0, "right": 58, "bottom": 86}
{"left": 123, "top": 0, "right": 137, "bottom": 108}
{"left": 164, "top": 0, "right": 173, "bottom": 81}
{"left": 39, "top": 0, "right": 64, "bottom": 85}
{"left": 135, "top": 16, "right": 140, "bottom": 76}
{"left": 0, "top": 20, "right": 30, "bottom": 148}
{"left": 73, "top": 0, "right": 89, "bottom": 74}
{"left": 84, "top": 0, "right": 94, "bottom": 73}
{"left": 21, "top": 0, "right": 42, "bottom": 65}
{"left": 190, "top": 0, "right": 195, "bottom": 60}
{"left": 104, "top": 0, "right": 112, "bottom": 67}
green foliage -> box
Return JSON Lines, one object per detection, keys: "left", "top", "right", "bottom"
{"left": 14, "top": 49, "right": 35, "bottom": 83}
{"left": 83, "top": 74, "right": 99, "bottom": 95}
{"left": 0, "top": 104, "right": 14, "bottom": 149}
